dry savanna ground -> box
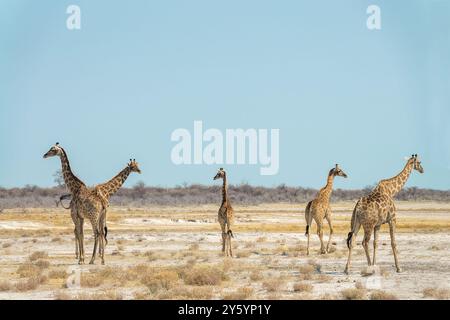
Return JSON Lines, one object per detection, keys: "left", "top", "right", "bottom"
{"left": 0, "top": 201, "right": 450, "bottom": 300}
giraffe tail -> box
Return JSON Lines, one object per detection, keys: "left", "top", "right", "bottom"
{"left": 346, "top": 232, "right": 353, "bottom": 249}
{"left": 104, "top": 226, "right": 108, "bottom": 245}
{"left": 58, "top": 194, "right": 72, "bottom": 210}
{"left": 346, "top": 201, "right": 359, "bottom": 249}
{"left": 305, "top": 201, "right": 312, "bottom": 236}
{"left": 227, "top": 230, "right": 234, "bottom": 238}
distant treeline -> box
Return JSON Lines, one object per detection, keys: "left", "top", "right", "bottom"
{"left": 0, "top": 183, "right": 449, "bottom": 209}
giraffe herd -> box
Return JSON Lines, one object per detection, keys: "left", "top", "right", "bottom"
{"left": 44, "top": 143, "right": 424, "bottom": 274}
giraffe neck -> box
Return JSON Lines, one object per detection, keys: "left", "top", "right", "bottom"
{"left": 319, "top": 171, "right": 334, "bottom": 200}
{"left": 376, "top": 160, "right": 414, "bottom": 197}
{"left": 221, "top": 174, "right": 229, "bottom": 205}
{"left": 96, "top": 166, "right": 132, "bottom": 200}
{"left": 59, "top": 148, "right": 86, "bottom": 194}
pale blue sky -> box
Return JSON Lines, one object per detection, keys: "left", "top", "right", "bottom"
{"left": 0, "top": 1, "right": 449, "bottom": 189}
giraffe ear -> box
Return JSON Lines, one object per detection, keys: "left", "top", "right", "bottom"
{"left": 404, "top": 156, "right": 410, "bottom": 161}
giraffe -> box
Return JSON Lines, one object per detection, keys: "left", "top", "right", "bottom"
{"left": 43, "top": 143, "right": 88, "bottom": 263}
{"left": 344, "top": 154, "right": 424, "bottom": 274}
{"left": 89, "top": 159, "right": 141, "bottom": 259}
{"left": 213, "top": 168, "right": 234, "bottom": 257}
{"left": 60, "top": 159, "right": 142, "bottom": 260}
{"left": 304, "top": 164, "right": 348, "bottom": 255}
{"left": 44, "top": 143, "right": 107, "bottom": 265}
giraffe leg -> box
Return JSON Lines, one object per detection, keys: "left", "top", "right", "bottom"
{"left": 89, "top": 223, "right": 99, "bottom": 265}
{"left": 325, "top": 213, "right": 333, "bottom": 253}
{"left": 227, "top": 233, "right": 233, "bottom": 257}
{"left": 317, "top": 221, "right": 326, "bottom": 254}
{"left": 344, "top": 219, "right": 361, "bottom": 274}
{"left": 372, "top": 225, "right": 380, "bottom": 266}
{"left": 74, "top": 227, "right": 79, "bottom": 260}
{"left": 305, "top": 208, "right": 313, "bottom": 256}
{"left": 226, "top": 223, "right": 233, "bottom": 258}
{"left": 228, "top": 233, "right": 233, "bottom": 257}
{"left": 219, "top": 217, "right": 226, "bottom": 254}
{"left": 362, "top": 228, "right": 373, "bottom": 266}
{"left": 75, "top": 219, "right": 84, "bottom": 265}
{"left": 99, "top": 210, "right": 106, "bottom": 265}
{"left": 70, "top": 205, "right": 79, "bottom": 260}
{"left": 79, "top": 218, "right": 85, "bottom": 264}
{"left": 388, "top": 220, "right": 402, "bottom": 272}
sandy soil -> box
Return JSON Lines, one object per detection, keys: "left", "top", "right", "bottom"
{"left": 0, "top": 201, "right": 449, "bottom": 300}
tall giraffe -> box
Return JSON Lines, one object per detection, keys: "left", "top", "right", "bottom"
{"left": 44, "top": 143, "right": 107, "bottom": 265}
{"left": 44, "top": 143, "right": 88, "bottom": 262}
{"left": 61, "top": 159, "right": 142, "bottom": 260}
{"left": 305, "top": 164, "right": 348, "bottom": 255}
{"left": 213, "top": 168, "right": 234, "bottom": 257}
{"left": 344, "top": 154, "right": 424, "bottom": 274}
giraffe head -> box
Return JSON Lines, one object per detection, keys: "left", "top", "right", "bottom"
{"left": 43, "top": 142, "right": 63, "bottom": 159}
{"left": 410, "top": 154, "right": 424, "bottom": 173}
{"left": 331, "top": 164, "right": 348, "bottom": 178}
{"left": 128, "top": 159, "right": 142, "bottom": 174}
{"left": 213, "top": 168, "right": 226, "bottom": 180}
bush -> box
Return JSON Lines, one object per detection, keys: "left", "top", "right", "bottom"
{"left": 183, "top": 265, "right": 225, "bottom": 286}
{"left": 141, "top": 270, "right": 179, "bottom": 293}
{"left": 341, "top": 288, "right": 366, "bottom": 300}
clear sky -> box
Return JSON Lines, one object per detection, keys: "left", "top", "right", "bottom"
{"left": 0, "top": 1, "right": 449, "bottom": 189}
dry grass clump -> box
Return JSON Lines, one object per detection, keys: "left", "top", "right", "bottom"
{"left": 307, "top": 260, "right": 322, "bottom": 272}
{"left": 48, "top": 269, "right": 67, "bottom": 280}
{"left": 236, "top": 250, "right": 251, "bottom": 258}
{"left": 223, "top": 287, "right": 254, "bottom": 300}
{"left": 2, "top": 242, "right": 12, "bottom": 248}
{"left": 0, "top": 280, "right": 13, "bottom": 291}
{"left": 156, "top": 285, "right": 214, "bottom": 300}
{"left": 182, "top": 265, "right": 225, "bottom": 286}
{"left": 423, "top": 287, "right": 450, "bottom": 300}
{"left": 124, "top": 264, "right": 150, "bottom": 281}
{"left": 73, "top": 290, "right": 123, "bottom": 300}
{"left": 80, "top": 273, "right": 103, "bottom": 288}
{"left": 189, "top": 287, "right": 214, "bottom": 299}
{"left": 16, "top": 263, "right": 41, "bottom": 278}
{"left": 144, "top": 251, "right": 161, "bottom": 262}
{"left": 133, "top": 290, "right": 152, "bottom": 300}
{"left": 141, "top": 270, "right": 179, "bottom": 293}
{"left": 188, "top": 243, "right": 199, "bottom": 251}
{"left": 35, "top": 259, "right": 50, "bottom": 269}
{"left": 262, "top": 278, "right": 285, "bottom": 292}
{"left": 249, "top": 270, "right": 263, "bottom": 281}
{"left": 51, "top": 237, "right": 62, "bottom": 242}
{"left": 28, "top": 251, "right": 48, "bottom": 262}
{"left": 340, "top": 288, "right": 367, "bottom": 300}
{"left": 298, "top": 264, "right": 315, "bottom": 275}
{"left": 15, "top": 274, "right": 47, "bottom": 292}
{"left": 369, "top": 290, "right": 398, "bottom": 300}
{"left": 293, "top": 282, "right": 313, "bottom": 293}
